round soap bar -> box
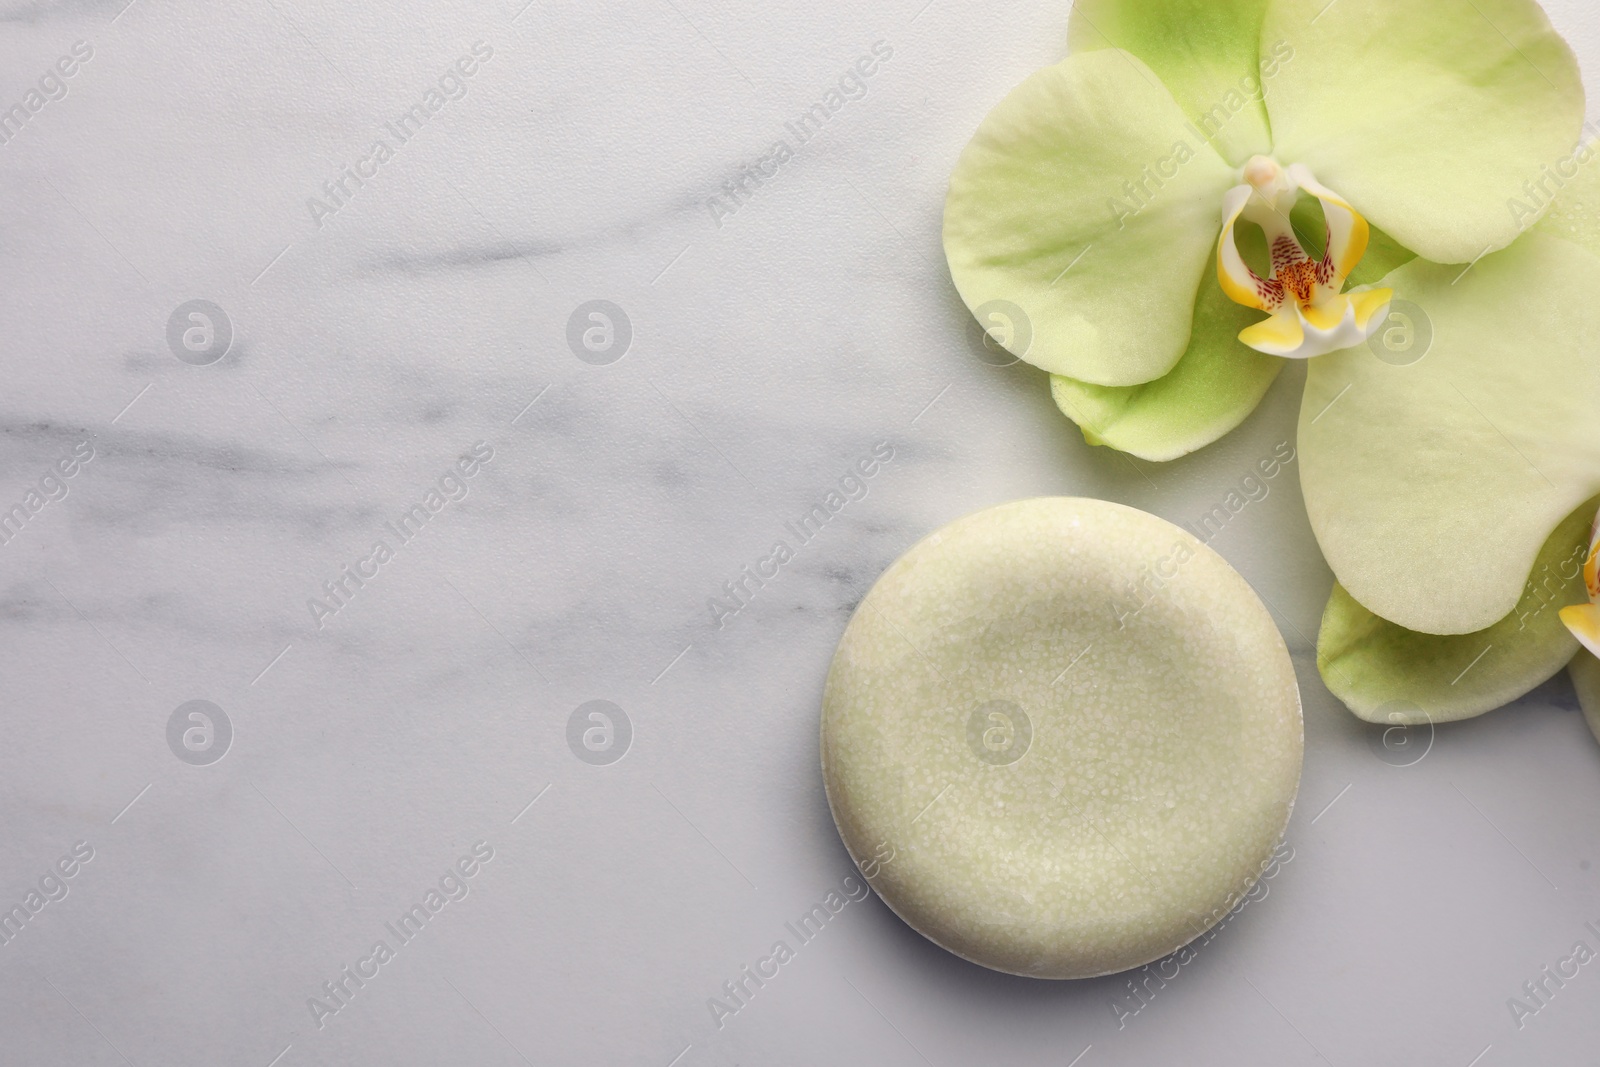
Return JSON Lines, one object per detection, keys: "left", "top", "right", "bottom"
{"left": 821, "top": 498, "right": 1302, "bottom": 979}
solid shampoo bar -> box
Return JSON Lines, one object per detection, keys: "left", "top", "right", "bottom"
{"left": 821, "top": 497, "right": 1303, "bottom": 978}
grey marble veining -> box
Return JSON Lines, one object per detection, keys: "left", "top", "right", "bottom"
{"left": 4, "top": 1, "right": 1600, "bottom": 1064}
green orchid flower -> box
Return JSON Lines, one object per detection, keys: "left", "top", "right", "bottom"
{"left": 944, "top": 0, "right": 1600, "bottom": 730}
{"left": 944, "top": 0, "right": 1582, "bottom": 461}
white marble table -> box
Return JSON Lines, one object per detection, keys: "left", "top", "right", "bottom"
{"left": 3, "top": 1, "right": 1599, "bottom": 1063}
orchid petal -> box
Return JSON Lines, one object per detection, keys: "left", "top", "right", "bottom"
{"left": 1049, "top": 278, "right": 1283, "bottom": 462}
{"left": 1300, "top": 232, "right": 1600, "bottom": 636}
{"left": 1540, "top": 161, "right": 1600, "bottom": 261}
{"left": 1263, "top": 0, "right": 1584, "bottom": 264}
{"left": 944, "top": 50, "right": 1237, "bottom": 386}
{"left": 1318, "top": 499, "right": 1595, "bottom": 724}
{"left": 1068, "top": 0, "right": 1273, "bottom": 167}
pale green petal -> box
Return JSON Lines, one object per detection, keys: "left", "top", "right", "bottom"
{"left": 1263, "top": 0, "right": 1584, "bottom": 264}
{"left": 1318, "top": 498, "right": 1595, "bottom": 724}
{"left": 1068, "top": 0, "right": 1273, "bottom": 166}
{"left": 944, "top": 50, "right": 1237, "bottom": 386}
{"left": 1536, "top": 153, "right": 1600, "bottom": 257}
{"left": 1050, "top": 277, "right": 1282, "bottom": 462}
{"left": 1300, "top": 232, "right": 1600, "bottom": 635}
{"left": 1050, "top": 199, "right": 1414, "bottom": 461}
{"left": 1572, "top": 653, "right": 1600, "bottom": 745}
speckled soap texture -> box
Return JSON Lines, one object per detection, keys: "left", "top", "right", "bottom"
{"left": 821, "top": 498, "right": 1304, "bottom": 979}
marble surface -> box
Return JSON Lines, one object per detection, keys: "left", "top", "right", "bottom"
{"left": 2, "top": 0, "right": 1600, "bottom": 1064}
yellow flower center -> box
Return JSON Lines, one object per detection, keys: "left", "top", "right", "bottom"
{"left": 1277, "top": 257, "right": 1320, "bottom": 306}
{"left": 1217, "top": 156, "right": 1394, "bottom": 360}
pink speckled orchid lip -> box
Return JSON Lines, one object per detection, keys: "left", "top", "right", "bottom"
{"left": 1217, "top": 157, "right": 1392, "bottom": 360}
{"left": 1561, "top": 508, "right": 1600, "bottom": 658}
